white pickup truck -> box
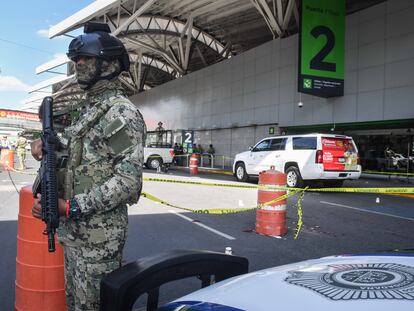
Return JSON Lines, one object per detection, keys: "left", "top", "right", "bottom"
{"left": 144, "top": 130, "right": 175, "bottom": 170}
{"left": 144, "top": 147, "right": 174, "bottom": 169}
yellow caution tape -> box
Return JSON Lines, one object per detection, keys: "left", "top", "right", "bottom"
{"left": 146, "top": 154, "right": 207, "bottom": 160}
{"left": 387, "top": 193, "right": 414, "bottom": 199}
{"left": 294, "top": 188, "right": 307, "bottom": 240}
{"left": 198, "top": 169, "right": 233, "bottom": 176}
{"left": 257, "top": 191, "right": 297, "bottom": 209}
{"left": 144, "top": 177, "right": 300, "bottom": 191}
{"left": 144, "top": 177, "right": 258, "bottom": 189}
{"left": 306, "top": 187, "right": 414, "bottom": 194}
{"left": 141, "top": 189, "right": 305, "bottom": 237}
{"left": 143, "top": 177, "right": 414, "bottom": 238}
{"left": 141, "top": 190, "right": 297, "bottom": 215}
{"left": 146, "top": 155, "right": 173, "bottom": 158}
{"left": 142, "top": 192, "right": 256, "bottom": 214}
{"left": 143, "top": 177, "right": 414, "bottom": 194}
{"left": 169, "top": 154, "right": 191, "bottom": 157}
{"left": 171, "top": 166, "right": 233, "bottom": 176}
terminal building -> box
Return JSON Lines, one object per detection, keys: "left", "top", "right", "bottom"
{"left": 26, "top": 0, "right": 414, "bottom": 168}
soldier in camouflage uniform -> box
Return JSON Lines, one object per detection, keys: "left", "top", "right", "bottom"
{"left": 155, "top": 121, "right": 165, "bottom": 145}
{"left": 16, "top": 132, "right": 27, "bottom": 170}
{"left": 32, "top": 22, "right": 146, "bottom": 311}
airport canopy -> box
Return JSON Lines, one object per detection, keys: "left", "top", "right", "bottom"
{"left": 28, "top": 0, "right": 384, "bottom": 110}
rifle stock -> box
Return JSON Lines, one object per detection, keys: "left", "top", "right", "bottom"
{"left": 32, "top": 97, "right": 60, "bottom": 252}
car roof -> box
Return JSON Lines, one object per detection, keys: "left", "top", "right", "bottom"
{"left": 261, "top": 133, "right": 353, "bottom": 140}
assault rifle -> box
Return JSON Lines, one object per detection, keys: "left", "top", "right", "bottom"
{"left": 32, "top": 97, "right": 60, "bottom": 252}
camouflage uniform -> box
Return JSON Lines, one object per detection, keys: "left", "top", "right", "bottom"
{"left": 155, "top": 124, "right": 165, "bottom": 144}
{"left": 16, "top": 135, "right": 27, "bottom": 170}
{"left": 58, "top": 58, "right": 146, "bottom": 311}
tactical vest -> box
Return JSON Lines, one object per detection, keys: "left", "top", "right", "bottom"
{"left": 58, "top": 90, "right": 132, "bottom": 200}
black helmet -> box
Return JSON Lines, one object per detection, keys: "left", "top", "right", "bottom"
{"left": 67, "top": 22, "right": 130, "bottom": 72}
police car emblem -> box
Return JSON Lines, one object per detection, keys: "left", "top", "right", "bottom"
{"left": 285, "top": 263, "right": 414, "bottom": 300}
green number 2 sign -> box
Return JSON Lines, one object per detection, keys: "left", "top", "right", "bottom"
{"left": 298, "top": 0, "right": 345, "bottom": 97}
{"left": 310, "top": 26, "right": 336, "bottom": 72}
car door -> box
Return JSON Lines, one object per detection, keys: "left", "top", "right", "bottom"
{"left": 262, "top": 138, "right": 287, "bottom": 172}
{"left": 247, "top": 139, "right": 272, "bottom": 174}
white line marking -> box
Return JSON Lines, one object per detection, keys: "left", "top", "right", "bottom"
{"left": 320, "top": 201, "right": 414, "bottom": 221}
{"left": 168, "top": 210, "right": 236, "bottom": 240}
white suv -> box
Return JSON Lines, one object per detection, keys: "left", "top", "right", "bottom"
{"left": 233, "top": 133, "right": 361, "bottom": 187}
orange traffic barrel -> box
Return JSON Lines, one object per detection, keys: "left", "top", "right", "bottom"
{"left": 15, "top": 186, "right": 67, "bottom": 311}
{"left": 189, "top": 153, "right": 199, "bottom": 175}
{"left": 1, "top": 149, "right": 15, "bottom": 170}
{"left": 256, "top": 166, "right": 287, "bottom": 236}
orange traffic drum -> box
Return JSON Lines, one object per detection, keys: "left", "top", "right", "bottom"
{"left": 15, "top": 186, "right": 67, "bottom": 311}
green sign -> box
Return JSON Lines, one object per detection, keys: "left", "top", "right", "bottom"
{"left": 269, "top": 127, "right": 275, "bottom": 135}
{"left": 298, "top": 0, "right": 345, "bottom": 97}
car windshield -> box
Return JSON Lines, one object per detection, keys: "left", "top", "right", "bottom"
{"left": 253, "top": 139, "right": 271, "bottom": 151}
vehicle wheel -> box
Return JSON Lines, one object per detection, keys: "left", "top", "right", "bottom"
{"left": 235, "top": 163, "right": 249, "bottom": 182}
{"left": 147, "top": 157, "right": 163, "bottom": 170}
{"left": 286, "top": 166, "right": 304, "bottom": 188}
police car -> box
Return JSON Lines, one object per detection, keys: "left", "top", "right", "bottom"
{"left": 157, "top": 251, "right": 414, "bottom": 311}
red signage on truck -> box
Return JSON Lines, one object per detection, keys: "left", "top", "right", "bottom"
{"left": 322, "top": 137, "right": 358, "bottom": 171}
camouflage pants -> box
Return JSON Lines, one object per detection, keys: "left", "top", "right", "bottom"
{"left": 17, "top": 150, "right": 26, "bottom": 169}
{"left": 64, "top": 239, "right": 125, "bottom": 311}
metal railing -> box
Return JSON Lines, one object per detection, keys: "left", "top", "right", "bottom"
{"left": 172, "top": 154, "right": 230, "bottom": 170}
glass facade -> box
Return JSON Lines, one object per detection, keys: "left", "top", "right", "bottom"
{"left": 352, "top": 131, "right": 414, "bottom": 173}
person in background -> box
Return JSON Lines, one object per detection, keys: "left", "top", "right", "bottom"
{"left": 206, "top": 144, "right": 215, "bottom": 167}
{"left": 0, "top": 136, "right": 11, "bottom": 150}
{"left": 177, "top": 143, "right": 184, "bottom": 166}
{"left": 173, "top": 142, "right": 181, "bottom": 165}
{"left": 155, "top": 121, "right": 165, "bottom": 145}
{"left": 0, "top": 136, "right": 6, "bottom": 172}
{"left": 31, "top": 22, "right": 146, "bottom": 311}
{"left": 16, "top": 132, "right": 28, "bottom": 170}
{"left": 193, "top": 143, "right": 199, "bottom": 154}
{"left": 207, "top": 144, "right": 215, "bottom": 155}
{"left": 0, "top": 136, "right": 11, "bottom": 171}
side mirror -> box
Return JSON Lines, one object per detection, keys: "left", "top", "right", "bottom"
{"left": 248, "top": 146, "right": 253, "bottom": 151}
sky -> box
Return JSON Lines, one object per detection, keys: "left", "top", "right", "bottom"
{"left": 0, "top": 0, "right": 95, "bottom": 111}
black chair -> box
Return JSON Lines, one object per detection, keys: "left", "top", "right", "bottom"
{"left": 100, "top": 249, "right": 249, "bottom": 311}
